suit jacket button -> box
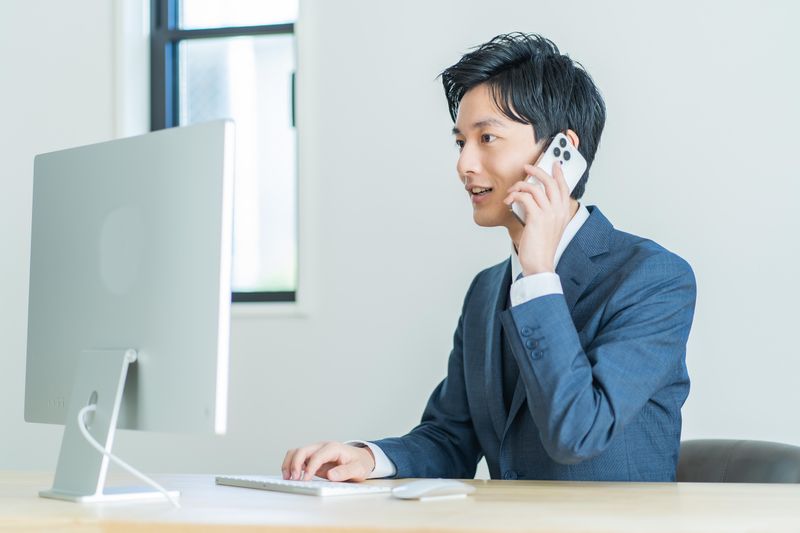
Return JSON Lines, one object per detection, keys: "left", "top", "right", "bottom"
{"left": 503, "top": 470, "right": 518, "bottom": 480}
{"left": 531, "top": 350, "right": 543, "bottom": 360}
{"left": 525, "top": 339, "right": 538, "bottom": 349}
{"left": 520, "top": 327, "right": 532, "bottom": 337}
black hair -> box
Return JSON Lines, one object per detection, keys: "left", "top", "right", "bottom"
{"left": 440, "top": 32, "right": 606, "bottom": 199}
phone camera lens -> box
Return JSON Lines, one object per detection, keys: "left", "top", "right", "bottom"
{"left": 563, "top": 151, "right": 571, "bottom": 161}
{"left": 553, "top": 147, "right": 561, "bottom": 157}
{"left": 559, "top": 138, "right": 567, "bottom": 148}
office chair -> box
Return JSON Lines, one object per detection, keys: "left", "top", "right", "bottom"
{"left": 677, "top": 439, "right": 800, "bottom": 483}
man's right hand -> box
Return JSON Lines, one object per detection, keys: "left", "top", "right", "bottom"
{"left": 281, "top": 441, "right": 376, "bottom": 482}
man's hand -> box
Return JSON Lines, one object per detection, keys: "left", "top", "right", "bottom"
{"left": 281, "top": 441, "right": 376, "bottom": 482}
{"left": 505, "top": 161, "right": 576, "bottom": 275}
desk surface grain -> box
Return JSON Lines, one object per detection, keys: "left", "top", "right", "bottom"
{"left": 1, "top": 471, "right": 799, "bottom": 532}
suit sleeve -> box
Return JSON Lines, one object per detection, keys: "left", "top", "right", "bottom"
{"left": 371, "top": 277, "right": 483, "bottom": 478}
{"left": 499, "top": 252, "right": 697, "bottom": 464}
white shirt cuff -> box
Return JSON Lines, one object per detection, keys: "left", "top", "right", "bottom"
{"left": 510, "top": 272, "right": 563, "bottom": 307}
{"left": 345, "top": 440, "right": 397, "bottom": 479}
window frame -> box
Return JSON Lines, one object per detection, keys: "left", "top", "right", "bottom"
{"left": 149, "top": 0, "right": 297, "bottom": 304}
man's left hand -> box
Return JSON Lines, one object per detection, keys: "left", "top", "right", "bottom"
{"left": 504, "top": 161, "right": 575, "bottom": 275}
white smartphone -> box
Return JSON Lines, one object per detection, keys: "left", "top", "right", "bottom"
{"left": 511, "top": 132, "right": 587, "bottom": 225}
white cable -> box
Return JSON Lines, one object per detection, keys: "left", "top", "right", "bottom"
{"left": 78, "top": 404, "right": 181, "bottom": 508}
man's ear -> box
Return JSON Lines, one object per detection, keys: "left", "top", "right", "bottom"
{"left": 565, "top": 129, "right": 580, "bottom": 150}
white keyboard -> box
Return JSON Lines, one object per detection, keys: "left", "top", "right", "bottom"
{"left": 215, "top": 475, "right": 392, "bottom": 497}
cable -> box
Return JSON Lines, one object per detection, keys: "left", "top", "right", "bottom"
{"left": 78, "top": 404, "right": 181, "bottom": 508}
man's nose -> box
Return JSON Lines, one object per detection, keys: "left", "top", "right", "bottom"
{"left": 456, "top": 143, "right": 481, "bottom": 181}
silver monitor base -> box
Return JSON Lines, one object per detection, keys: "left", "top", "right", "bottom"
{"left": 40, "top": 487, "right": 180, "bottom": 504}
{"left": 40, "top": 349, "right": 177, "bottom": 504}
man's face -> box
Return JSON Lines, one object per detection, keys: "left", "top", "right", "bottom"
{"left": 453, "top": 83, "right": 544, "bottom": 228}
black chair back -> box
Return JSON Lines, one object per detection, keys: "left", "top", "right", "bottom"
{"left": 677, "top": 439, "right": 800, "bottom": 483}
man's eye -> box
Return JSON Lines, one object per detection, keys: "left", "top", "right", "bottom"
{"left": 455, "top": 139, "right": 465, "bottom": 150}
{"left": 481, "top": 134, "right": 496, "bottom": 143}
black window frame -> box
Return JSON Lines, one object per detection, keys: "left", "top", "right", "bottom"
{"left": 150, "top": 0, "right": 297, "bottom": 304}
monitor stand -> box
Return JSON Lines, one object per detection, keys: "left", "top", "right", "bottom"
{"left": 39, "top": 349, "right": 180, "bottom": 503}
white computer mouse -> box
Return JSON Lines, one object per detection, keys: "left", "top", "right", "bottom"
{"left": 391, "top": 479, "right": 475, "bottom": 500}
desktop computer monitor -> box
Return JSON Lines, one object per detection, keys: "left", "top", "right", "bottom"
{"left": 24, "top": 120, "right": 235, "bottom": 502}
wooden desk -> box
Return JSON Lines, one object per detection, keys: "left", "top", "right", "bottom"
{"left": 1, "top": 472, "right": 799, "bottom": 532}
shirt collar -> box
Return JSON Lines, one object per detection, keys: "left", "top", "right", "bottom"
{"left": 511, "top": 203, "right": 591, "bottom": 280}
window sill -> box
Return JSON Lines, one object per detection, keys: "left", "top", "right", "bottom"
{"left": 231, "top": 301, "right": 309, "bottom": 319}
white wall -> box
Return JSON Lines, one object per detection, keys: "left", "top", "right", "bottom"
{"left": 1, "top": 0, "right": 798, "bottom": 475}
{"left": 0, "top": 0, "right": 116, "bottom": 468}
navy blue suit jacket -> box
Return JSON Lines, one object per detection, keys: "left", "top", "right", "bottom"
{"left": 374, "top": 206, "right": 696, "bottom": 481}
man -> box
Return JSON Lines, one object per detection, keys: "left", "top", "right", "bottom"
{"left": 282, "top": 33, "right": 696, "bottom": 482}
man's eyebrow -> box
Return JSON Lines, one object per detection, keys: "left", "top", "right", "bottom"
{"left": 451, "top": 118, "right": 506, "bottom": 135}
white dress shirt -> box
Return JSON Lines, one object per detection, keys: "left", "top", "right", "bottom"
{"left": 350, "top": 204, "right": 591, "bottom": 479}
{"left": 509, "top": 203, "right": 590, "bottom": 305}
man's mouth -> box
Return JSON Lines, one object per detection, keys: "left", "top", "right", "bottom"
{"left": 470, "top": 186, "right": 493, "bottom": 197}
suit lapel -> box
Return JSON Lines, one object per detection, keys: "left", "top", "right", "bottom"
{"left": 503, "top": 378, "right": 527, "bottom": 437}
{"left": 556, "top": 205, "right": 613, "bottom": 313}
{"left": 557, "top": 247, "right": 600, "bottom": 314}
{"left": 502, "top": 206, "right": 613, "bottom": 433}
{"left": 484, "top": 259, "right": 511, "bottom": 442}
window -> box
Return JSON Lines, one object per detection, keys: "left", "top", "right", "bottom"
{"left": 150, "top": 0, "right": 298, "bottom": 303}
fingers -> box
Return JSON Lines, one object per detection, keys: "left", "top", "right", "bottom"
{"left": 549, "top": 160, "right": 571, "bottom": 197}
{"left": 327, "top": 462, "right": 367, "bottom": 482}
{"left": 523, "top": 163, "right": 563, "bottom": 205}
{"left": 315, "top": 463, "right": 335, "bottom": 479}
{"left": 507, "top": 177, "right": 544, "bottom": 198}
{"left": 303, "top": 442, "right": 343, "bottom": 481}
{"left": 505, "top": 189, "right": 542, "bottom": 222}
{"left": 282, "top": 442, "right": 373, "bottom": 483}
{"left": 282, "top": 448, "right": 298, "bottom": 479}
{"left": 284, "top": 442, "right": 325, "bottom": 480}
{"left": 505, "top": 179, "right": 549, "bottom": 213}
{"left": 507, "top": 173, "right": 552, "bottom": 208}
